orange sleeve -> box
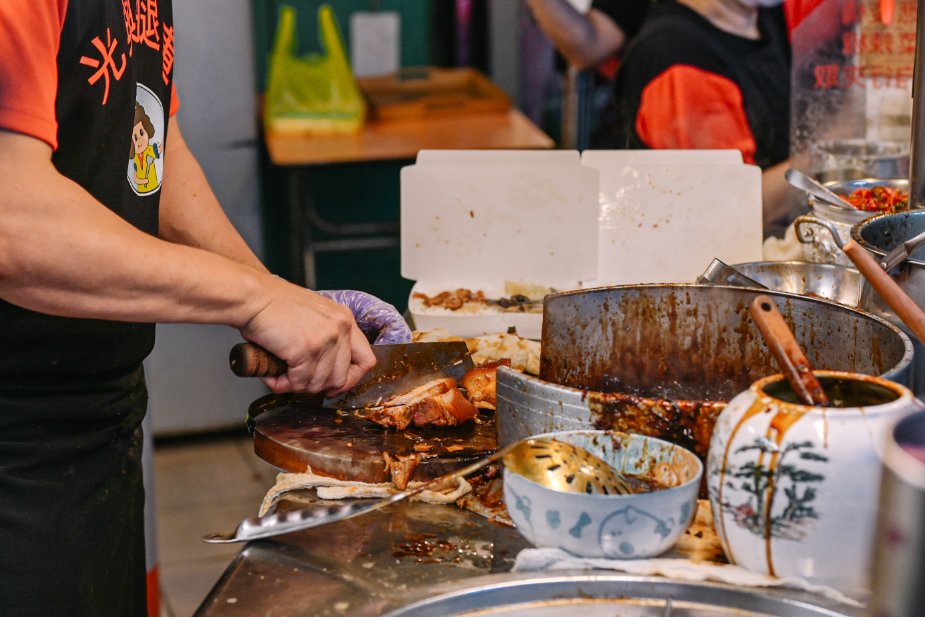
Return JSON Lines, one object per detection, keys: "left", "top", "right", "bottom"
{"left": 170, "top": 83, "right": 179, "bottom": 116}
{"left": 635, "top": 65, "right": 757, "bottom": 164}
{"left": 784, "top": 0, "right": 823, "bottom": 37}
{"left": 0, "top": 0, "right": 67, "bottom": 149}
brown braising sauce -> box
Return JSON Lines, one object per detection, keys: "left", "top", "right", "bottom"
{"left": 763, "top": 377, "right": 897, "bottom": 408}
{"left": 622, "top": 473, "right": 671, "bottom": 494}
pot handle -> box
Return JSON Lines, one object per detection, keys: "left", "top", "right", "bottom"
{"left": 794, "top": 215, "right": 844, "bottom": 250}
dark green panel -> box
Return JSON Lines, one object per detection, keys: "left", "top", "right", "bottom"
{"left": 252, "top": 0, "right": 432, "bottom": 92}
{"left": 305, "top": 160, "right": 410, "bottom": 309}
{"left": 304, "top": 160, "right": 405, "bottom": 224}
{"left": 315, "top": 248, "right": 413, "bottom": 313}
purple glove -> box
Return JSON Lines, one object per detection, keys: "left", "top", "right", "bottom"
{"left": 315, "top": 290, "right": 412, "bottom": 344}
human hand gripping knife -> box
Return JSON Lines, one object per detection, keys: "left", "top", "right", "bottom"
{"left": 229, "top": 341, "right": 474, "bottom": 410}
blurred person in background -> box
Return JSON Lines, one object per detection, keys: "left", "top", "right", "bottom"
{"left": 526, "top": 0, "right": 650, "bottom": 71}
{"left": 611, "top": 0, "right": 794, "bottom": 227}
{"left": 526, "top": 0, "right": 651, "bottom": 147}
{"left": 529, "top": 0, "right": 816, "bottom": 230}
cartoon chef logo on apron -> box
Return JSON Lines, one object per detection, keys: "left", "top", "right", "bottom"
{"left": 127, "top": 83, "right": 165, "bottom": 196}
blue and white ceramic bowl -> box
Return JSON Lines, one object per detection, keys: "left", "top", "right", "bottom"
{"left": 503, "top": 430, "right": 702, "bottom": 559}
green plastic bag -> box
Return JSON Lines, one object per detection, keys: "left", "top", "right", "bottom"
{"left": 264, "top": 4, "right": 366, "bottom": 135}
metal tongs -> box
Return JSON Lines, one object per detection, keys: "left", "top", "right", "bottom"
{"left": 879, "top": 229, "right": 925, "bottom": 272}
{"left": 784, "top": 168, "right": 853, "bottom": 209}
{"left": 696, "top": 258, "right": 767, "bottom": 289}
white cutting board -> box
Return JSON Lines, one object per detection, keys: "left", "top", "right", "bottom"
{"left": 416, "top": 149, "right": 580, "bottom": 166}
{"left": 401, "top": 163, "right": 599, "bottom": 283}
{"left": 582, "top": 149, "right": 743, "bottom": 167}
{"left": 583, "top": 156, "right": 763, "bottom": 285}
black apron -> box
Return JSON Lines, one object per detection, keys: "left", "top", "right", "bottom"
{"left": 0, "top": 370, "right": 148, "bottom": 617}
{"left": 0, "top": 1, "right": 175, "bottom": 615}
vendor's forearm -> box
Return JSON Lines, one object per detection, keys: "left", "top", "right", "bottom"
{"left": 525, "top": 0, "right": 626, "bottom": 69}
{"left": 762, "top": 161, "right": 804, "bottom": 228}
{"left": 0, "top": 130, "right": 268, "bottom": 329}
{"left": 159, "top": 120, "right": 268, "bottom": 274}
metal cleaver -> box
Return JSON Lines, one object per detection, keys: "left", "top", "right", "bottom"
{"left": 229, "top": 341, "right": 474, "bottom": 410}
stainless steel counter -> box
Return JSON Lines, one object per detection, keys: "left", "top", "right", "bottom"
{"left": 193, "top": 491, "right": 864, "bottom": 617}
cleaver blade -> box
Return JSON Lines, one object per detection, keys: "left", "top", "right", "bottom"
{"left": 322, "top": 341, "right": 474, "bottom": 410}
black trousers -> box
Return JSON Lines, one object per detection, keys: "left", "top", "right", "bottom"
{"left": 0, "top": 368, "right": 148, "bottom": 617}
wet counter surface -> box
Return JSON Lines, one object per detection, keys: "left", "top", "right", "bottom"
{"left": 193, "top": 492, "right": 864, "bottom": 617}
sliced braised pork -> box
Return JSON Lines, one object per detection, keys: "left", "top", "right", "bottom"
{"left": 383, "top": 452, "right": 421, "bottom": 490}
{"left": 362, "top": 377, "right": 478, "bottom": 430}
{"left": 460, "top": 359, "right": 510, "bottom": 410}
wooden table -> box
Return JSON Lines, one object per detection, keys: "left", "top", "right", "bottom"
{"left": 264, "top": 109, "right": 554, "bottom": 287}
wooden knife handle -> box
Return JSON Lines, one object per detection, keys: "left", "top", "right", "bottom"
{"left": 749, "top": 295, "right": 830, "bottom": 406}
{"left": 843, "top": 240, "right": 925, "bottom": 345}
{"left": 229, "top": 343, "right": 287, "bottom": 377}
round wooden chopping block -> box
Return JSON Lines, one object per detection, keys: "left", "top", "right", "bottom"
{"left": 250, "top": 393, "right": 498, "bottom": 483}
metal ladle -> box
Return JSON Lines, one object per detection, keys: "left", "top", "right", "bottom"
{"left": 785, "top": 168, "right": 854, "bottom": 209}
{"left": 202, "top": 437, "right": 633, "bottom": 544}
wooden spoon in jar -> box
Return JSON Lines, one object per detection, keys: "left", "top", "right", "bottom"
{"left": 749, "top": 294, "right": 830, "bottom": 406}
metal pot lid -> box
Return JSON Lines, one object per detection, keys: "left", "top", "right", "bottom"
{"left": 382, "top": 572, "right": 861, "bottom": 617}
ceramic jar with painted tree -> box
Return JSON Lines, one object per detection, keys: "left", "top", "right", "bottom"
{"left": 707, "top": 371, "right": 922, "bottom": 595}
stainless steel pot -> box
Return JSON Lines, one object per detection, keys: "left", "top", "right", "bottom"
{"left": 497, "top": 285, "right": 914, "bottom": 459}
{"left": 728, "top": 260, "right": 862, "bottom": 307}
{"left": 851, "top": 209, "right": 925, "bottom": 396}
{"left": 811, "top": 139, "right": 910, "bottom": 183}
{"left": 869, "top": 411, "right": 925, "bottom": 617}
{"left": 795, "top": 178, "right": 909, "bottom": 265}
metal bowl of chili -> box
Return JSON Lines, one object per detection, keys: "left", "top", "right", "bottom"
{"left": 797, "top": 178, "right": 911, "bottom": 265}
{"left": 823, "top": 177, "right": 910, "bottom": 214}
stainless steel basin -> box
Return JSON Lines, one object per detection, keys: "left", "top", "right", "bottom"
{"left": 729, "top": 260, "right": 862, "bottom": 307}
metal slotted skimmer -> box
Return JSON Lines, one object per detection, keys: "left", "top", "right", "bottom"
{"left": 502, "top": 438, "right": 632, "bottom": 495}
{"left": 203, "top": 438, "right": 632, "bottom": 544}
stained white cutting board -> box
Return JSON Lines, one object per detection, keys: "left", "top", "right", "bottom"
{"left": 582, "top": 151, "right": 763, "bottom": 285}
{"left": 416, "top": 149, "right": 580, "bottom": 166}
{"left": 582, "top": 149, "right": 743, "bottom": 167}
{"left": 401, "top": 163, "right": 599, "bottom": 283}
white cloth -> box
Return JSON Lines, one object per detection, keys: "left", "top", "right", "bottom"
{"left": 762, "top": 223, "right": 805, "bottom": 261}
{"left": 511, "top": 547, "right": 864, "bottom": 608}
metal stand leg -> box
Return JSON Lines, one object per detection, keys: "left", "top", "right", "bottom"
{"left": 562, "top": 65, "right": 591, "bottom": 150}
{"left": 910, "top": 0, "right": 925, "bottom": 207}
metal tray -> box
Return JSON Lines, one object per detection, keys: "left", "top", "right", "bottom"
{"left": 383, "top": 573, "right": 859, "bottom": 617}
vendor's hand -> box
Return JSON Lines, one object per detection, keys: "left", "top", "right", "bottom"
{"left": 315, "top": 289, "right": 412, "bottom": 345}
{"left": 240, "top": 277, "right": 377, "bottom": 395}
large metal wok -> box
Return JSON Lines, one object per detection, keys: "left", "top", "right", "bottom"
{"left": 497, "top": 285, "right": 913, "bottom": 459}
